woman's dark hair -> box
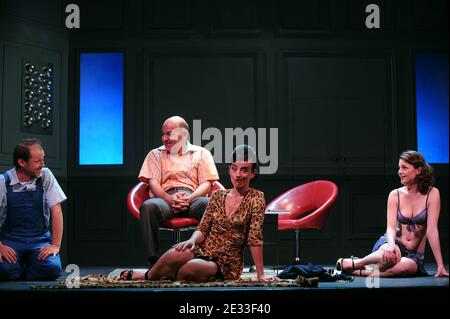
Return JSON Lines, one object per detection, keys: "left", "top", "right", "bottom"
{"left": 399, "top": 150, "right": 434, "bottom": 194}
{"left": 231, "top": 144, "right": 258, "bottom": 182}
{"left": 13, "top": 138, "right": 43, "bottom": 169}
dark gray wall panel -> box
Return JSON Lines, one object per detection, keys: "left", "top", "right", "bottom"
{"left": 291, "top": 98, "right": 339, "bottom": 162}
{"left": 279, "top": 0, "right": 331, "bottom": 33}
{"left": 0, "top": 43, "right": 65, "bottom": 174}
{"left": 74, "top": 0, "right": 124, "bottom": 30}
{"left": 411, "top": 0, "right": 448, "bottom": 31}
{"left": 0, "top": 0, "right": 63, "bottom": 30}
{"left": 348, "top": 182, "right": 387, "bottom": 239}
{"left": 283, "top": 53, "right": 393, "bottom": 175}
{"left": 143, "top": 48, "right": 265, "bottom": 173}
{"left": 144, "top": 0, "right": 193, "bottom": 31}
{"left": 209, "top": 0, "right": 260, "bottom": 32}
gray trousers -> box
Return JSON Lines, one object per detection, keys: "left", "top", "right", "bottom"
{"left": 139, "top": 188, "right": 209, "bottom": 259}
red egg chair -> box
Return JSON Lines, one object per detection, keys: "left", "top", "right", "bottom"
{"left": 127, "top": 181, "right": 226, "bottom": 243}
{"left": 265, "top": 180, "right": 338, "bottom": 263}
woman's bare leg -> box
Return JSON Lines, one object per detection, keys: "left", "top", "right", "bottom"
{"left": 341, "top": 244, "right": 419, "bottom": 277}
{"left": 340, "top": 244, "right": 395, "bottom": 274}
{"left": 359, "top": 257, "right": 417, "bottom": 277}
{"left": 176, "top": 259, "right": 218, "bottom": 282}
{"left": 147, "top": 248, "right": 195, "bottom": 280}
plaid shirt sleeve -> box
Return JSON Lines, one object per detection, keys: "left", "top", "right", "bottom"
{"left": 198, "top": 148, "right": 219, "bottom": 185}
{"left": 138, "top": 149, "right": 161, "bottom": 183}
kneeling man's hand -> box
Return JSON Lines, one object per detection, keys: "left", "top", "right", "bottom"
{"left": 38, "top": 244, "right": 60, "bottom": 260}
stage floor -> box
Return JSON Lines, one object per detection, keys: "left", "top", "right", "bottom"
{"left": 1, "top": 265, "right": 448, "bottom": 316}
{"left": 1, "top": 264, "right": 448, "bottom": 291}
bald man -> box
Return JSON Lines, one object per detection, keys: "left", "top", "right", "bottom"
{"left": 138, "top": 116, "right": 219, "bottom": 266}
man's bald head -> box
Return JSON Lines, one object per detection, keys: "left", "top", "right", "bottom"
{"left": 162, "top": 116, "right": 189, "bottom": 131}
{"left": 161, "top": 116, "right": 190, "bottom": 154}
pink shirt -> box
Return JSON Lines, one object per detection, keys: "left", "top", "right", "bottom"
{"left": 138, "top": 142, "right": 219, "bottom": 192}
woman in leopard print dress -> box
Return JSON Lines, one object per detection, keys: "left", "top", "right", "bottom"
{"left": 121, "top": 145, "right": 268, "bottom": 282}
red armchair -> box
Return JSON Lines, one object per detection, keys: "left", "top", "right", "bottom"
{"left": 265, "top": 180, "right": 338, "bottom": 263}
{"left": 127, "top": 181, "right": 226, "bottom": 243}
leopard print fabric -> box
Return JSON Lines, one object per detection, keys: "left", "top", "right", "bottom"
{"left": 194, "top": 188, "right": 265, "bottom": 280}
{"left": 31, "top": 275, "right": 309, "bottom": 289}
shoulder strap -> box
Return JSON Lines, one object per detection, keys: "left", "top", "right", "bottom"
{"left": 397, "top": 189, "right": 400, "bottom": 209}
{"left": 1, "top": 172, "right": 10, "bottom": 187}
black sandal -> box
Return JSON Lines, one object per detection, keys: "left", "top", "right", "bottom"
{"left": 336, "top": 258, "right": 344, "bottom": 271}
{"left": 120, "top": 269, "right": 134, "bottom": 281}
{"left": 336, "top": 256, "right": 359, "bottom": 274}
{"left": 349, "top": 256, "right": 356, "bottom": 272}
{"left": 144, "top": 269, "right": 150, "bottom": 280}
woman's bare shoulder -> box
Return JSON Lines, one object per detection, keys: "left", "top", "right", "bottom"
{"left": 388, "top": 188, "right": 401, "bottom": 198}
{"left": 428, "top": 186, "right": 440, "bottom": 198}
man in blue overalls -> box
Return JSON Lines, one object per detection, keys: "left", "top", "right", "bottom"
{"left": 0, "top": 138, "right": 66, "bottom": 281}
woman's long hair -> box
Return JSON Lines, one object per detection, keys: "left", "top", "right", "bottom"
{"left": 399, "top": 150, "right": 434, "bottom": 194}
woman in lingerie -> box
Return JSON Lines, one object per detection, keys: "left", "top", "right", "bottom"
{"left": 120, "top": 144, "right": 272, "bottom": 282}
{"left": 336, "top": 150, "right": 448, "bottom": 277}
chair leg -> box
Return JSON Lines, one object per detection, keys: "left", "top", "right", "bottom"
{"left": 295, "top": 230, "right": 300, "bottom": 264}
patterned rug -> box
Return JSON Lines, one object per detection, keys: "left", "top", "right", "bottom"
{"left": 31, "top": 274, "right": 319, "bottom": 289}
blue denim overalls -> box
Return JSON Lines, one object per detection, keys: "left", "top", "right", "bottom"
{"left": 0, "top": 172, "right": 62, "bottom": 281}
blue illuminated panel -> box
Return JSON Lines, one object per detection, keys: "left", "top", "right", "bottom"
{"left": 79, "top": 53, "right": 124, "bottom": 165}
{"left": 416, "top": 53, "right": 449, "bottom": 164}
